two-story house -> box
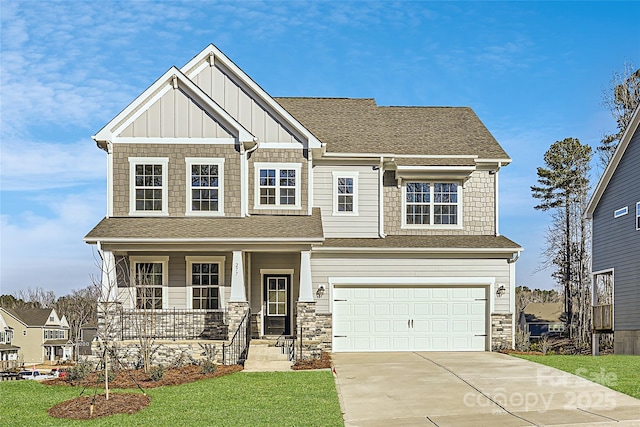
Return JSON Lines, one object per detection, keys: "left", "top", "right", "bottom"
{"left": 85, "top": 45, "right": 521, "bottom": 364}
{"left": 0, "top": 307, "right": 71, "bottom": 364}
{"left": 586, "top": 105, "right": 640, "bottom": 355}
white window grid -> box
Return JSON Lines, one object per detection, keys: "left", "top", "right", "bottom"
{"left": 403, "top": 181, "right": 462, "bottom": 228}
{"left": 185, "top": 158, "right": 225, "bottom": 216}
{"left": 254, "top": 163, "right": 301, "bottom": 209}
{"left": 332, "top": 172, "right": 359, "bottom": 215}
{"left": 128, "top": 158, "right": 169, "bottom": 216}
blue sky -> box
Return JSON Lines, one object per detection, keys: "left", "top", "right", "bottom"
{"left": 1, "top": 1, "right": 638, "bottom": 297}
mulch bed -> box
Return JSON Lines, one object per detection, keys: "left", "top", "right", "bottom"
{"left": 292, "top": 351, "right": 332, "bottom": 370}
{"left": 43, "top": 364, "right": 242, "bottom": 420}
{"left": 43, "top": 364, "right": 242, "bottom": 389}
{"left": 48, "top": 393, "right": 151, "bottom": 419}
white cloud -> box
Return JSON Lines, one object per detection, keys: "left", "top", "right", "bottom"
{"left": 0, "top": 139, "right": 105, "bottom": 191}
{"left": 0, "top": 190, "right": 105, "bottom": 297}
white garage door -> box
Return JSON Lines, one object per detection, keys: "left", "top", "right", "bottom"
{"left": 333, "top": 286, "right": 487, "bottom": 352}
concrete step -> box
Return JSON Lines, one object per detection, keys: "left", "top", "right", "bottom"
{"left": 243, "top": 344, "right": 293, "bottom": 372}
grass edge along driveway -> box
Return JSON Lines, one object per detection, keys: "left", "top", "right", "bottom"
{"left": 0, "top": 370, "right": 344, "bottom": 426}
{"left": 514, "top": 354, "right": 640, "bottom": 400}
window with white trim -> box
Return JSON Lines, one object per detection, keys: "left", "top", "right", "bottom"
{"left": 404, "top": 182, "right": 461, "bottom": 226}
{"left": 614, "top": 206, "right": 628, "bottom": 218}
{"left": 129, "top": 157, "right": 169, "bottom": 215}
{"left": 254, "top": 163, "right": 301, "bottom": 209}
{"left": 186, "top": 158, "right": 224, "bottom": 216}
{"left": 636, "top": 202, "right": 640, "bottom": 230}
{"left": 131, "top": 257, "right": 168, "bottom": 310}
{"left": 333, "top": 172, "right": 358, "bottom": 215}
{"left": 186, "top": 256, "right": 225, "bottom": 310}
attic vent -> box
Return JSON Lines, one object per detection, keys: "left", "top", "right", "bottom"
{"left": 49, "top": 316, "right": 54, "bottom": 321}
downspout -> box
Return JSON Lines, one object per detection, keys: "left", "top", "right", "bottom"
{"left": 507, "top": 249, "right": 520, "bottom": 350}
{"left": 241, "top": 138, "right": 259, "bottom": 217}
{"left": 494, "top": 161, "right": 501, "bottom": 236}
{"left": 378, "top": 157, "right": 386, "bottom": 238}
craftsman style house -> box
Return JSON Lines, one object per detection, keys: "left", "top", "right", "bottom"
{"left": 0, "top": 310, "right": 19, "bottom": 367}
{"left": 586, "top": 105, "right": 640, "bottom": 355}
{"left": 0, "top": 307, "right": 71, "bottom": 364}
{"left": 85, "top": 45, "right": 521, "bottom": 363}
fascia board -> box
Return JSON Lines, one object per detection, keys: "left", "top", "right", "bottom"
{"left": 586, "top": 105, "right": 640, "bottom": 218}
{"left": 84, "top": 237, "right": 325, "bottom": 244}
{"left": 312, "top": 246, "right": 523, "bottom": 254}
{"left": 181, "top": 44, "right": 321, "bottom": 149}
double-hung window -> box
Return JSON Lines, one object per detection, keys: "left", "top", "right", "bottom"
{"left": 129, "top": 158, "right": 169, "bottom": 215}
{"left": 186, "top": 158, "right": 224, "bottom": 216}
{"left": 131, "top": 257, "right": 168, "bottom": 310}
{"left": 404, "top": 181, "right": 461, "bottom": 227}
{"left": 186, "top": 256, "right": 225, "bottom": 310}
{"left": 254, "top": 163, "right": 301, "bottom": 209}
{"left": 333, "top": 172, "right": 358, "bottom": 215}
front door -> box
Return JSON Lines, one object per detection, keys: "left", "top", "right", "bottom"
{"left": 263, "top": 275, "right": 291, "bottom": 335}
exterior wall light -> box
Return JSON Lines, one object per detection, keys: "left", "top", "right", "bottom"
{"left": 316, "top": 285, "right": 326, "bottom": 299}
{"left": 496, "top": 285, "right": 506, "bottom": 297}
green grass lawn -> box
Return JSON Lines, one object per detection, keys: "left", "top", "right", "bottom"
{"left": 0, "top": 370, "right": 344, "bottom": 426}
{"left": 514, "top": 354, "right": 640, "bottom": 399}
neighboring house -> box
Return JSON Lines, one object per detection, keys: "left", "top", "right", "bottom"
{"left": 518, "top": 302, "right": 565, "bottom": 339}
{"left": 586, "top": 105, "right": 640, "bottom": 355}
{"left": 0, "top": 311, "right": 19, "bottom": 367}
{"left": 0, "top": 308, "right": 72, "bottom": 364}
{"left": 85, "top": 45, "right": 521, "bottom": 364}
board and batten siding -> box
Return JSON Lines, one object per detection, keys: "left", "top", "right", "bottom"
{"left": 117, "top": 86, "right": 234, "bottom": 139}
{"left": 592, "top": 126, "right": 640, "bottom": 330}
{"left": 190, "top": 61, "right": 301, "bottom": 144}
{"left": 313, "top": 165, "right": 379, "bottom": 238}
{"left": 311, "top": 254, "right": 511, "bottom": 314}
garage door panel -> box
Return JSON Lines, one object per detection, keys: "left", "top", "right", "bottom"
{"left": 333, "top": 285, "right": 488, "bottom": 352}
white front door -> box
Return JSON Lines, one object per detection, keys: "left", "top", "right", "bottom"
{"left": 333, "top": 286, "right": 487, "bottom": 352}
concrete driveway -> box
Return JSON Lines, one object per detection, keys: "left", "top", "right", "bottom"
{"left": 332, "top": 352, "right": 640, "bottom": 426}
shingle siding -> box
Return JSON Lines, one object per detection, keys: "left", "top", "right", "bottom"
{"left": 112, "top": 143, "right": 241, "bottom": 217}
{"left": 383, "top": 170, "right": 495, "bottom": 235}
{"left": 592, "top": 127, "right": 640, "bottom": 330}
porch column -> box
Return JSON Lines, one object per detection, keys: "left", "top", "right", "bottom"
{"left": 298, "top": 251, "right": 314, "bottom": 302}
{"left": 230, "top": 251, "right": 247, "bottom": 302}
{"left": 100, "top": 249, "right": 117, "bottom": 302}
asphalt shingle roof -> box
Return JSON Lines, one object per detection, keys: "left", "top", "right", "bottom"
{"left": 275, "top": 97, "right": 510, "bottom": 159}
{"left": 3, "top": 308, "right": 53, "bottom": 327}
{"left": 85, "top": 208, "right": 325, "bottom": 242}
{"left": 321, "top": 235, "right": 522, "bottom": 250}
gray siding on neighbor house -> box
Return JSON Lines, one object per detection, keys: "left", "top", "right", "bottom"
{"left": 313, "top": 164, "right": 379, "bottom": 238}
{"left": 592, "top": 126, "right": 640, "bottom": 330}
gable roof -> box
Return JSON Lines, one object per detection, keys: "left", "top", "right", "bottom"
{"left": 522, "top": 302, "right": 564, "bottom": 323}
{"left": 275, "top": 97, "right": 511, "bottom": 160}
{"left": 1, "top": 308, "right": 55, "bottom": 327}
{"left": 586, "top": 104, "right": 640, "bottom": 218}
{"left": 93, "top": 66, "right": 255, "bottom": 146}
{"left": 181, "top": 44, "right": 322, "bottom": 149}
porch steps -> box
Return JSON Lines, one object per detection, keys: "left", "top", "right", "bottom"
{"left": 243, "top": 343, "right": 292, "bottom": 372}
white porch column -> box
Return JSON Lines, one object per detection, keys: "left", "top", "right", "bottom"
{"left": 230, "top": 250, "right": 247, "bottom": 302}
{"left": 299, "top": 251, "right": 314, "bottom": 302}
{"left": 100, "top": 249, "right": 117, "bottom": 302}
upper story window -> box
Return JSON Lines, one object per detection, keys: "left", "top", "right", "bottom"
{"left": 186, "top": 158, "right": 225, "bottom": 216}
{"left": 333, "top": 172, "right": 359, "bottom": 215}
{"left": 636, "top": 202, "right": 640, "bottom": 230}
{"left": 403, "top": 181, "right": 461, "bottom": 227}
{"left": 186, "top": 256, "right": 225, "bottom": 310}
{"left": 614, "top": 206, "right": 628, "bottom": 218}
{"left": 254, "top": 163, "right": 301, "bottom": 209}
{"left": 131, "top": 256, "right": 169, "bottom": 310}
{"left": 129, "top": 157, "right": 169, "bottom": 216}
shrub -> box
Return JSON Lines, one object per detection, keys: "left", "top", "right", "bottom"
{"left": 149, "top": 365, "right": 164, "bottom": 382}
{"left": 97, "top": 369, "right": 116, "bottom": 383}
{"left": 67, "top": 361, "right": 92, "bottom": 382}
{"left": 200, "top": 360, "right": 217, "bottom": 374}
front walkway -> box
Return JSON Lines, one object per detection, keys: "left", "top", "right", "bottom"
{"left": 332, "top": 352, "right": 640, "bottom": 427}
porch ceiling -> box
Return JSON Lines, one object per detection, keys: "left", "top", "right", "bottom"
{"left": 85, "top": 208, "right": 324, "bottom": 244}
